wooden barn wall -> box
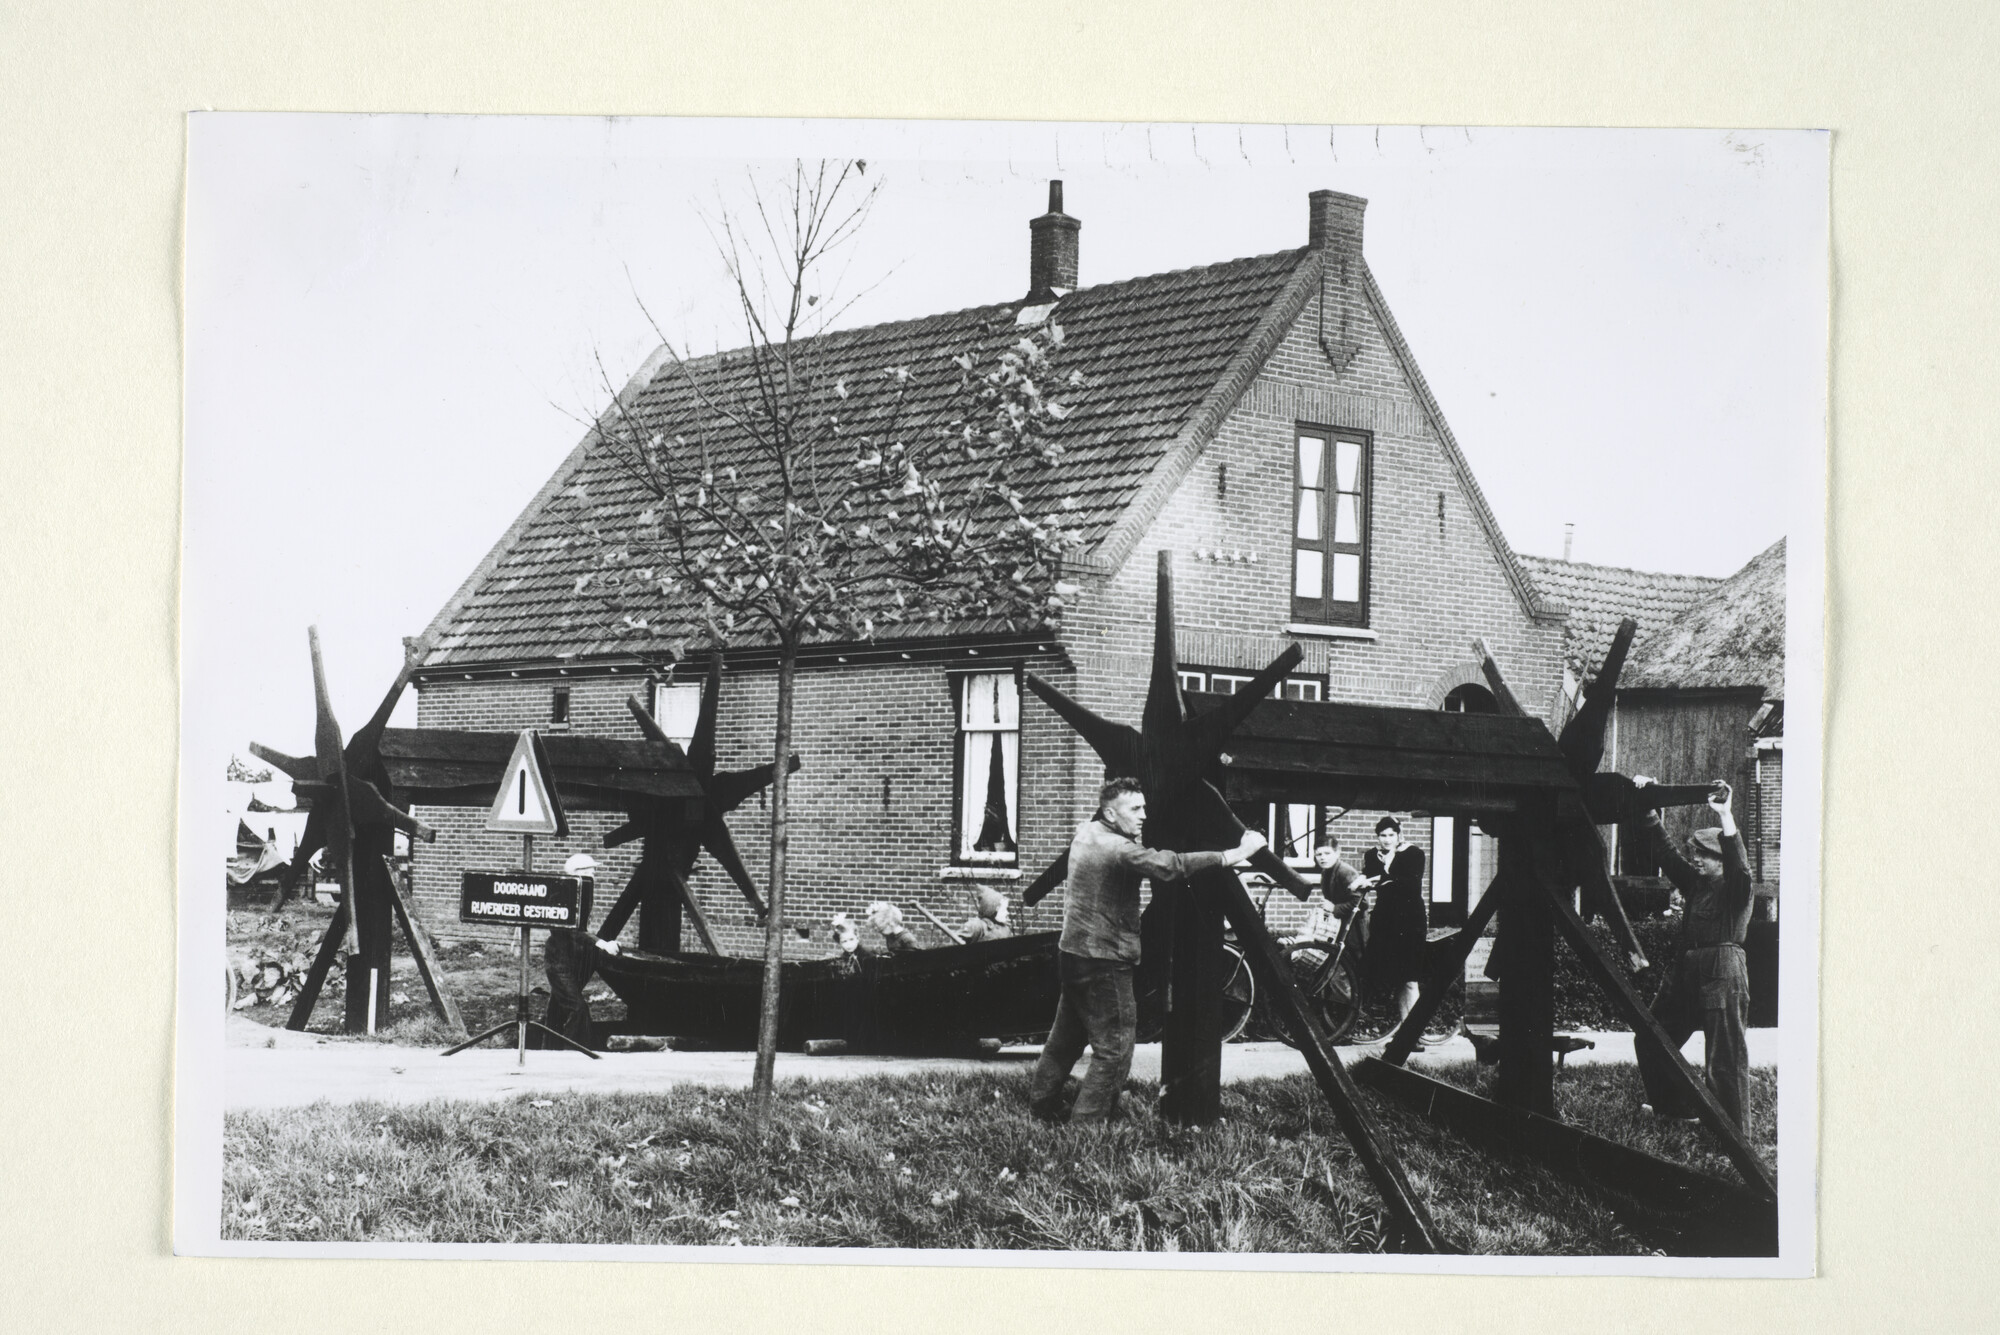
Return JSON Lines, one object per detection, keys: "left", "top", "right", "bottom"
{"left": 1611, "top": 689, "right": 1765, "bottom": 860}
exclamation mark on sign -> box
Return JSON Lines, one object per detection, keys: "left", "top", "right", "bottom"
{"left": 518, "top": 771, "right": 526, "bottom": 814}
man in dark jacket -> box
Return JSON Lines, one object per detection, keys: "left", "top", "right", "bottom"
{"left": 1632, "top": 778, "right": 1756, "bottom": 1128}
{"left": 1029, "top": 777, "right": 1265, "bottom": 1123}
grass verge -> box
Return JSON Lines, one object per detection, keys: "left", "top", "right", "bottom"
{"left": 223, "top": 1062, "right": 1772, "bottom": 1253}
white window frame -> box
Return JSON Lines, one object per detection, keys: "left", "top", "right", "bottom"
{"left": 955, "top": 670, "right": 1021, "bottom": 866}
{"left": 1180, "top": 669, "right": 1324, "bottom": 863}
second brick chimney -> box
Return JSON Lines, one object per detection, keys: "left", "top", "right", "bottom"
{"left": 1308, "top": 189, "right": 1367, "bottom": 371}
{"left": 1027, "top": 181, "right": 1080, "bottom": 303}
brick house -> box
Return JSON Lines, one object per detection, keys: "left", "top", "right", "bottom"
{"left": 407, "top": 185, "right": 1570, "bottom": 953}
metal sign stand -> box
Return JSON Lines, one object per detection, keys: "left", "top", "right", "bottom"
{"left": 443, "top": 834, "right": 600, "bottom": 1062}
{"left": 443, "top": 731, "right": 601, "bottom": 1063}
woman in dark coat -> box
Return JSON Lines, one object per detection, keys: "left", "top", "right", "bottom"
{"left": 1361, "top": 816, "right": 1427, "bottom": 1032}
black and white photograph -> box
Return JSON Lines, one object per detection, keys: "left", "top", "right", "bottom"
{"left": 175, "top": 117, "right": 1824, "bottom": 1270}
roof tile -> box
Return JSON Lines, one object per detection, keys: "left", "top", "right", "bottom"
{"left": 427, "top": 248, "right": 1307, "bottom": 667}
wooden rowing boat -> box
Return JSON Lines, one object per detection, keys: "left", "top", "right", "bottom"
{"left": 589, "top": 930, "right": 1063, "bottom": 1054}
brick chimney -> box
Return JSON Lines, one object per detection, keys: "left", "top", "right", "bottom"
{"left": 1027, "top": 181, "right": 1080, "bottom": 303}
{"left": 1308, "top": 189, "right": 1367, "bottom": 371}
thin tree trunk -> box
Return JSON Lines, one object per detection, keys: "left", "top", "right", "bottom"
{"left": 749, "top": 636, "right": 797, "bottom": 1131}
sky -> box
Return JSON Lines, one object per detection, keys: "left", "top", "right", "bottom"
{"left": 184, "top": 117, "right": 1827, "bottom": 772}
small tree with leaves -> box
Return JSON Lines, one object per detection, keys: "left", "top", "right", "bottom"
{"left": 558, "top": 162, "right": 1089, "bottom": 1129}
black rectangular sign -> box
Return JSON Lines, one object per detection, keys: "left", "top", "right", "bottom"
{"left": 459, "top": 871, "right": 582, "bottom": 928}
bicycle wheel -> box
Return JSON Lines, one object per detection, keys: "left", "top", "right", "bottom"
{"left": 1420, "top": 980, "right": 1464, "bottom": 1046}
{"left": 1218, "top": 943, "right": 1255, "bottom": 1043}
{"left": 1273, "top": 941, "right": 1364, "bottom": 1047}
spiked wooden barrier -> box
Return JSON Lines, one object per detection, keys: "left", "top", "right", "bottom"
{"left": 1021, "top": 553, "right": 1777, "bottom": 1251}
{"left": 251, "top": 635, "right": 791, "bottom": 1037}
{"left": 251, "top": 629, "right": 451, "bottom": 1034}
{"left": 1376, "top": 625, "right": 1778, "bottom": 1205}
{"left": 596, "top": 652, "right": 797, "bottom": 953}
{"left": 1023, "top": 551, "right": 1444, "bottom": 1252}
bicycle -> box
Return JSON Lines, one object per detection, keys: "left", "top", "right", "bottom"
{"left": 1248, "top": 877, "right": 1461, "bottom": 1049}
{"left": 1132, "top": 912, "right": 1257, "bottom": 1046}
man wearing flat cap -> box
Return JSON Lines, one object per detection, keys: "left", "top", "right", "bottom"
{"left": 1630, "top": 777, "right": 1756, "bottom": 1128}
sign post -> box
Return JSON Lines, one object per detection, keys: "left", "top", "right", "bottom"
{"left": 442, "top": 730, "right": 600, "bottom": 1062}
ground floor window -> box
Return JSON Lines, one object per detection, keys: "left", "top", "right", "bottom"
{"left": 653, "top": 680, "right": 702, "bottom": 750}
{"left": 1267, "top": 802, "right": 1320, "bottom": 865}
{"left": 1428, "top": 814, "right": 1497, "bottom": 927}
{"left": 956, "top": 671, "right": 1020, "bottom": 863}
{"left": 1180, "top": 667, "right": 1325, "bottom": 703}
{"left": 1183, "top": 668, "right": 1325, "bottom": 858}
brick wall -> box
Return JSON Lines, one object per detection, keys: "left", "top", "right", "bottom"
{"left": 1061, "top": 276, "right": 1563, "bottom": 729}
{"left": 1048, "top": 279, "right": 1557, "bottom": 943}
{"left": 1749, "top": 744, "right": 1782, "bottom": 892}
{"left": 413, "top": 655, "right": 1080, "bottom": 956}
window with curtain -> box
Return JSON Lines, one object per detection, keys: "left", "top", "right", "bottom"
{"left": 653, "top": 681, "right": 702, "bottom": 750}
{"left": 1292, "top": 427, "right": 1371, "bottom": 626}
{"left": 956, "top": 672, "right": 1020, "bottom": 863}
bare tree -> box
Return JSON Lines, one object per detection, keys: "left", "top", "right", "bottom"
{"left": 558, "top": 162, "right": 1088, "bottom": 1130}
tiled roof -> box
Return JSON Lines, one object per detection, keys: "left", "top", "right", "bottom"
{"left": 423, "top": 249, "right": 1309, "bottom": 668}
{"left": 1624, "top": 538, "right": 1785, "bottom": 696}
{"left": 1517, "top": 554, "right": 1722, "bottom": 678}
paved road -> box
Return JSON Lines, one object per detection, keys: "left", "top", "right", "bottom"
{"left": 222, "top": 1017, "right": 1779, "bottom": 1112}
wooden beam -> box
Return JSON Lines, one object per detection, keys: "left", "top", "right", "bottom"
{"left": 595, "top": 868, "right": 646, "bottom": 944}
{"left": 285, "top": 896, "right": 350, "bottom": 1032}
{"left": 1160, "top": 871, "right": 1229, "bottom": 1126}
{"left": 383, "top": 856, "right": 466, "bottom": 1035}
{"left": 1219, "top": 743, "right": 1577, "bottom": 791}
{"left": 1212, "top": 869, "right": 1449, "bottom": 1253}
{"left": 912, "top": 900, "right": 966, "bottom": 946}
{"left": 661, "top": 862, "right": 722, "bottom": 955}
{"left": 1472, "top": 637, "right": 1529, "bottom": 717}
{"left": 1219, "top": 773, "right": 1532, "bottom": 816}
{"left": 1528, "top": 856, "right": 1779, "bottom": 1201}
{"left": 1557, "top": 791, "right": 1651, "bottom": 970}
{"left": 1494, "top": 821, "right": 1556, "bottom": 1116}
{"left": 1382, "top": 858, "right": 1509, "bottom": 1065}
{"left": 1353, "top": 1058, "right": 1777, "bottom": 1256}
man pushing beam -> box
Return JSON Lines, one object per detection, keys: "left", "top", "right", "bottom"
{"left": 1027, "top": 777, "right": 1265, "bottom": 1124}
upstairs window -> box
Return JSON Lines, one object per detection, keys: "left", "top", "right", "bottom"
{"left": 956, "top": 672, "right": 1020, "bottom": 864}
{"left": 550, "top": 684, "right": 571, "bottom": 725}
{"left": 1292, "top": 427, "right": 1370, "bottom": 626}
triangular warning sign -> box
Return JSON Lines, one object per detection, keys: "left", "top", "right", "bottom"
{"left": 486, "top": 729, "right": 568, "bottom": 837}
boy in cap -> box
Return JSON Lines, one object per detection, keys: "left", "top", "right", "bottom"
{"left": 959, "top": 886, "right": 1014, "bottom": 943}
{"left": 1631, "top": 778, "right": 1755, "bottom": 1128}
{"left": 1309, "top": 837, "right": 1369, "bottom": 950}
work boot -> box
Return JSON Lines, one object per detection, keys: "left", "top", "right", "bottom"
{"left": 1031, "top": 1076, "right": 1081, "bottom": 1123}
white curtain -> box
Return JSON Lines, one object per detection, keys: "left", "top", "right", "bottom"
{"left": 959, "top": 673, "right": 1020, "bottom": 859}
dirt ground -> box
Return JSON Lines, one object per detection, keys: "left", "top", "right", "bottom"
{"left": 225, "top": 896, "right": 628, "bottom": 1042}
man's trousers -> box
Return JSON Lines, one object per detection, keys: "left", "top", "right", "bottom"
{"left": 1029, "top": 951, "right": 1137, "bottom": 1123}
{"left": 1636, "top": 943, "right": 1751, "bottom": 1128}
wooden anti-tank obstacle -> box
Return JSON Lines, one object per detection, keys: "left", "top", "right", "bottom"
{"left": 1021, "top": 553, "right": 1776, "bottom": 1254}
{"left": 253, "top": 633, "right": 786, "bottom": 1039}
{"left": 1022, "top": 551, "right": 1446, "bottom": 1253}
{"left": 250, "top": 629, "right": 461, "bottom": 1036}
